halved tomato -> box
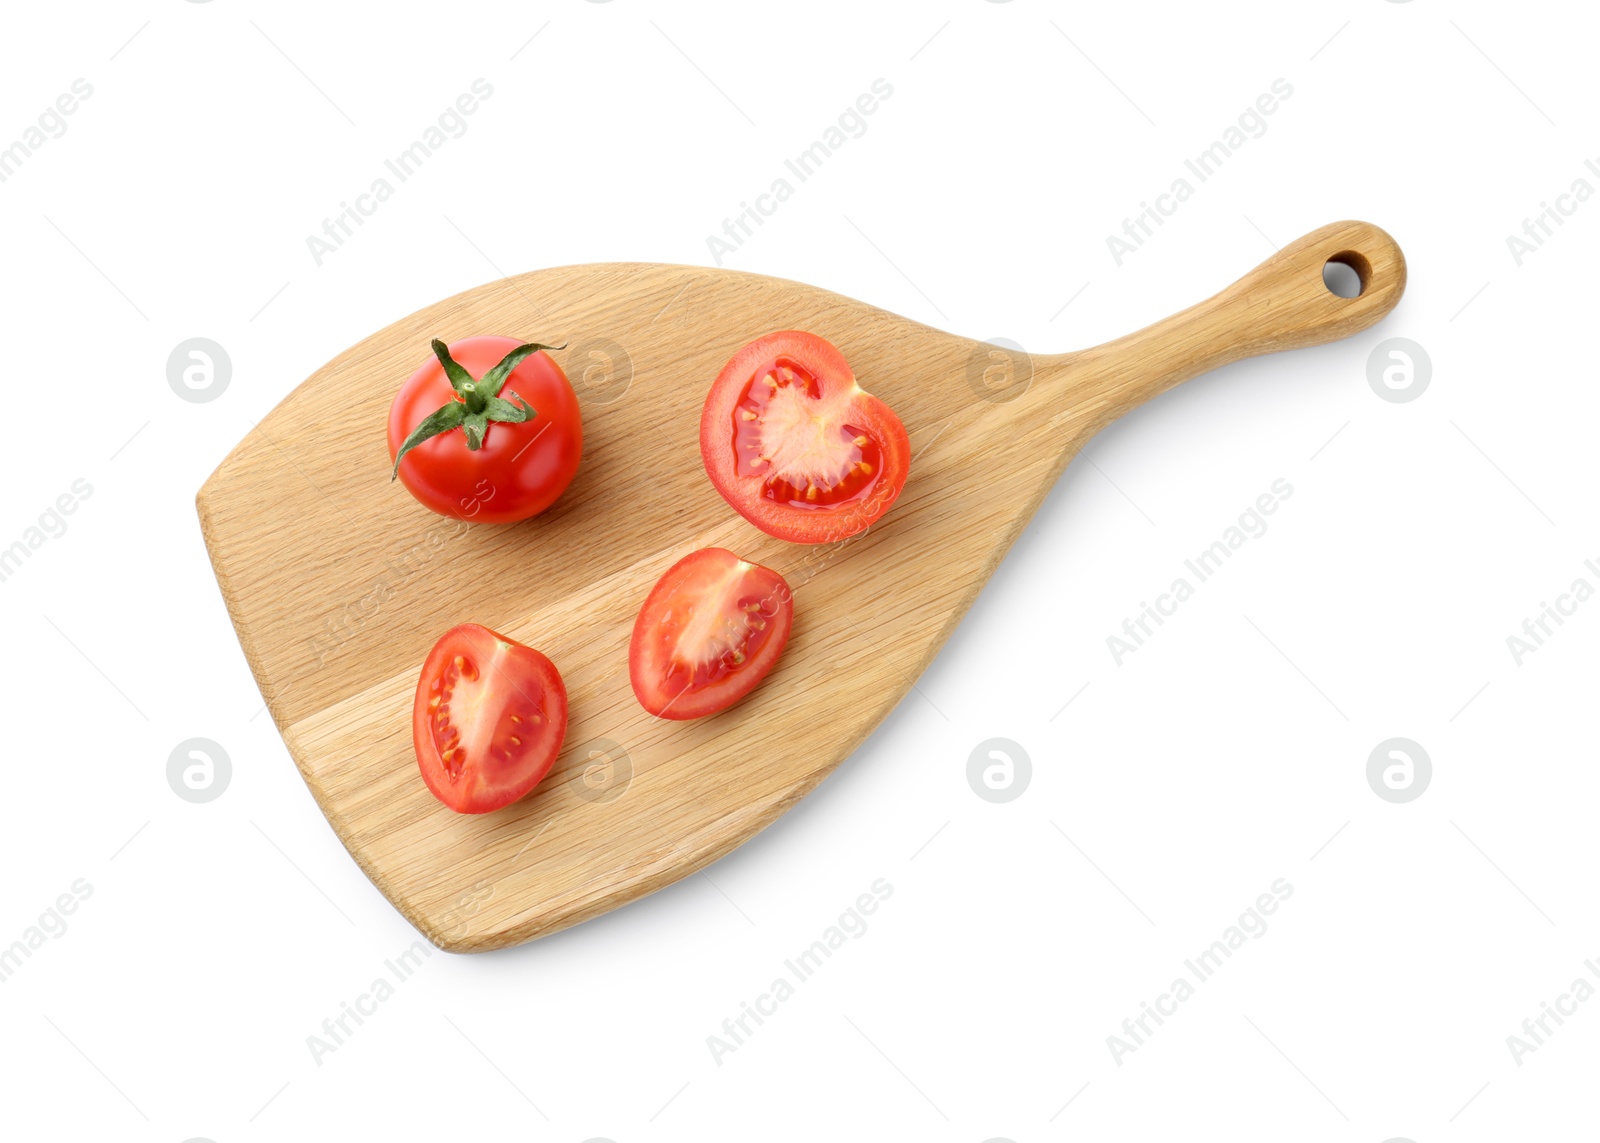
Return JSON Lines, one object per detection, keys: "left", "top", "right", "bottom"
{"left": 629, "top": 548, "right": 794, "bottom": 719}
{"left": 699, "top": 331, "right": 910, "bottom": 543}
{"left": 412, "top": 624, "right": 568, "bottom": 813}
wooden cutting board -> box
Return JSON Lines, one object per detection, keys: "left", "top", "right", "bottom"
{"left": 198, "top": 220, "right": 1405, "bottom": 951}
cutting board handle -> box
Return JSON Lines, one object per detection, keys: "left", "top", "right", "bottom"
{"left": 1068, "top": 219, "right": 1407, "bottom": 426}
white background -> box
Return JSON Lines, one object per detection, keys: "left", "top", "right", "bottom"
{"left": 2, "top": 1, "right": 1596, "bottom": 1139}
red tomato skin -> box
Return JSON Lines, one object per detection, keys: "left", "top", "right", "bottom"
{"left": 412, "top": 624, "right": 569, "bottom": 814}
{"left": 629, "top": 548, "right": 794, "bottom": 720}
{"left": 699, "top": 331, "right": 910, "bottom": 544}
{"left": 388, "top": 336, "right": 583, "bottom": 524}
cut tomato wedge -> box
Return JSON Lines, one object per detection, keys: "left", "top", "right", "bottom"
{"left": 412, "top": 624, "right": 568, "bottom": 813}
{"left": 629, "top": 548, "right": 794, "bottom": 719}
{"left": 700, "top": 331, "right": 910, "bottom": 543}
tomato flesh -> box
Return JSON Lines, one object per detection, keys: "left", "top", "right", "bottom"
{"left": 388, "top": 336, "right": 583, "bottom": 524}
{"left": 732, "top": 356, "right": 883, "bottom": 509}
{"left": 701, "top": 332, "right": 910, "bottom": 543}
{"left": 629, "top": 548, "right": 794, "bottom": 719}
{"left": 412, "top": 624, "right": 568, "bottom": 813}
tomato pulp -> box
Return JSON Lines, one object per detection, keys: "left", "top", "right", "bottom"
{"left": 629, "top": 548, "right": 794, "bottom": 719}
{"left": 699, "top": 331, "right": 910, "bottom": 543}
{"left": 388, "top": 335, "right": 582, "bottom": 524}
{"left": 412, "top": 624, "right": 568, "bottom": 813}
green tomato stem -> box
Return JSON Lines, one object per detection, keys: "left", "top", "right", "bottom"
{"left": 391, "top": 338, "right": 558, "bottom": 479}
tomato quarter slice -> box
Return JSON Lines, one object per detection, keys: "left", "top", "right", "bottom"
{"left": 629, "top": 548, "right": 794, "bottom": 719}
{"left": 412, "top": 624, "right": 568, "bottom": 813}
{"left": 700, "top": 331, "right": 910, "bottom": 543}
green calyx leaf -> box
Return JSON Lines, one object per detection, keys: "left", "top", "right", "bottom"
{"left": 484, "top": 393, "right": 533, "bottom": 423}
{"left": 460, "top": 411, "right": 489, "bottom": 451}
{"left": 390, "top": 338, "right": 553, "bottom": 479}
{"left": 431, "top": 339, "right": 475, "bottom": 395}
{"left": 391, "top": 401, "right": 466, "bottom": 478}
{"left": 480, "top": 341, "right": 563, "bottom": 400}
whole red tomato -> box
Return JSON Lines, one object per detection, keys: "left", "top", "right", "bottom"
{"left": 388, "top": 335, "right": 582, "bottom": 524}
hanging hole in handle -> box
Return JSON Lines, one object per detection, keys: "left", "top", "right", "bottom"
{"left": 1322, "top": 251, "right": 1370, "bottom": 299}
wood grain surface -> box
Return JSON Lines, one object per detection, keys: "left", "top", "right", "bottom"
{"left": 197, "top": 220, "right": 1405, "bottom": 951}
